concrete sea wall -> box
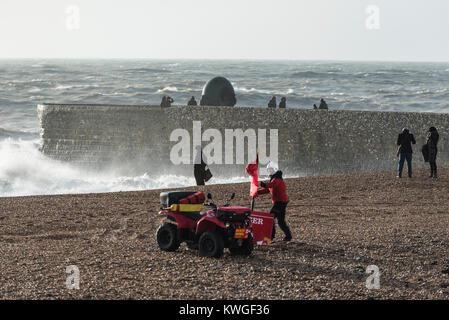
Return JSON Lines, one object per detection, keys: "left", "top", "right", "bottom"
{"left": 37, "top": 103, "right": 448, "bottom": 176}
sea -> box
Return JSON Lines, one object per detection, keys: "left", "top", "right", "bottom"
{"left": 1, "top": 59, "right": 448, "bottom": 197}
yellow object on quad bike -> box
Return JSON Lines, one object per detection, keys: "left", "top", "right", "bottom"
{"left": 169, "top": 204, "right": 204, "bottom": 212}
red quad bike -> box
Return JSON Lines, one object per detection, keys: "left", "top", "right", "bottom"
{"left": 156, "top": 191, "right": 274, "bottom": 258}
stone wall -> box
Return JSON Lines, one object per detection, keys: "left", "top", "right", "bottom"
{"left": 38, "top": 103, "right": 448, "bottom": 176}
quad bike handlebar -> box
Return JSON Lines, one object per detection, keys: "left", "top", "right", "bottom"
{"left": 205, "top": 192, "right": 235, "bottom": 208}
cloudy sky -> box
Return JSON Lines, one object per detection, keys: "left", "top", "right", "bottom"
{"left": 0, "top": 0, "right": 448, "bottom": 61}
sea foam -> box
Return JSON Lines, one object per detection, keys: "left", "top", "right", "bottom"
{"left": 0, "top": 137, "right": 250, "bottom": 197}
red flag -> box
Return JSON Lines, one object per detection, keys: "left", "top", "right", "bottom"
{"left": 245, "top": 154, "right": 259, "bottom": 198}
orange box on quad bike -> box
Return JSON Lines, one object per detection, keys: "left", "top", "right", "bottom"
{"left": 249, "top": 211, "right": 274, "bottom": 245}
{"left": 215, "top": 206, "right": 273, "bottom": 244}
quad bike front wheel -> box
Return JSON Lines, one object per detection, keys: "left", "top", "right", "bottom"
{"left": 229, "top": 233, "right": 254, "bottom": 256}
{"left": 156, "top": 223, "right": 181, "bottom": 252}
{"left": 199, "top": 230, "right": 224, "bottom": 258}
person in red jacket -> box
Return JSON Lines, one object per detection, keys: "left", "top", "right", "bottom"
{"left": 258, "top": 162, "right": 292, "bottom": 242}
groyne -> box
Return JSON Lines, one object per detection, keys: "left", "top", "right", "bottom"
{"left": 37, "top": 104, "right": 448, "bottom": 176}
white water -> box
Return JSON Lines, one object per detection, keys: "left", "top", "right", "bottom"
{"left": 0, "top": 137, "right": 250, "bottom": 197}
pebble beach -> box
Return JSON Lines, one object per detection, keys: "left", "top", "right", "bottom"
{"left": 0, "top": 168, "right": 448, "bottom": 299}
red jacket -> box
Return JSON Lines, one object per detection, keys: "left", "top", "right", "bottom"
{"left": 258, "top": 171, "right": 288, "bottom": 203}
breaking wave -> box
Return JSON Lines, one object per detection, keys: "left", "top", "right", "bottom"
{"left": 0, "top": 128, "right": 38, "bottom": 139}
{"left": 156, "top": 86, "right": 179, "bottom": 93}
{"left": 0, "top": 137, "right": 249, "bottom": 197}
{"left": 156, "top": 86, "right": 201, "bottom": 94}
{"left": 234, "top": 86, "right": 295, "bottom": 96}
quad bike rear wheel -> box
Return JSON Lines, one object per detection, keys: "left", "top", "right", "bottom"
{"left": 229, "top": 233, "right": 254, "bottom": 256}
{"left": 199, "top": 230, "right": 224, "bottom": 258}
{"left": 156, "top": 223, "right": 181, "bottom": 251}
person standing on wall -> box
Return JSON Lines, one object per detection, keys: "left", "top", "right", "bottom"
{"left": 279, "top": 97, "right": 287, "bottom": 108}
{"left": 318, "top": 98, "right": 328, "bottom": 110}
{"left": 396, "top": 127, "right": 416, "bottom": 178}
{"left": 160, "top": 96, "right": 174, "bottom": 107}
{"left": 258, "top": 161, "right": 292, "bottom": 242}
{"left": 268, "top": 96, "right": 276, "bottom": 108}
{"left": 187, "top": 96, "right": 197, "bottom": 106}
{"left": 426, "top": 126, "right": 439, "bottom": 179}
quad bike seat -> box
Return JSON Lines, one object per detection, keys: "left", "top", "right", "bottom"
{"left": 160, "top": 191, "right": 197, "bottom": 208}
{"left": 160, "top": 191, "right": 205, "bottom": 209}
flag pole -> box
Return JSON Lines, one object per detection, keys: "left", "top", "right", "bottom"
{"left": 251, "top": 150, "right": 259, "bottom": 211}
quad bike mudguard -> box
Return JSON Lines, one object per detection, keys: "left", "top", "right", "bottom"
{"left": 196, "top": 214, "right": 227, "bottom": 235}
{"left": 160, "top": 210, "right": 198, "bottom": 229}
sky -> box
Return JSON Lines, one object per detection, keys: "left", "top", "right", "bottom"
{"left": 0, "top": 0, "right": 448, "bottom": 61}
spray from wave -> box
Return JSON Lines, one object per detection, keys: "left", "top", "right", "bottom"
{"left": 0, "top": 137, "right": 250, "bottom": 197}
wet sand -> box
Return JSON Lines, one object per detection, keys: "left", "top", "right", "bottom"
{"left": 1, "top": 167, "right": 448, "bottom": 299}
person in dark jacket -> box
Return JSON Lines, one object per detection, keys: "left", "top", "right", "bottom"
{"left": 194, "top": 146, "right": 207, "bottom": 186}
{"left": 318, "top": 98, "right": 328, "bottom": 110}
{"left": 268, "top": 96, "right": 276, "bottom": 108}
{"left": 396, "top": 128, "right": 416, "bottom": 178}
{"left": 258, "top": 162, "right": 292, "bottom": 242}
{"left": 160, "top": 96, "right": 174, "bottom": 107}
{"left": 426, "top": 127, "right": 439, "bottom": 179}
{"left": 279, "top": 97, "right": 287, "bottom": 108}
{"left": 187, "top": 96, "right": 197, "bottom": 106}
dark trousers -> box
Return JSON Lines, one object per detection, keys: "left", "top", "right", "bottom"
{"left": 429, "top": 161, "right": 437, "bottom": 177}
{"left": 429, "top": 149, "right": 438, "bottom": 177}
{"left": 270, "top": 202, "right": 292, "bottom": 240}
{"left": 398, "top": 152, "right": 412, "bottom": 177}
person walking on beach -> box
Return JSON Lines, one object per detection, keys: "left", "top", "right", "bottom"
{"left": 258, "top": 162, "right": 292, "bottom": 242}
{"left": 187, "top": 96, "right": 197, "bottom": 106}
{"left": 268, "top": 96, "right": 276, "bottom": 108}
{"left": 318, "top": 98, "right": 328, "bottom": 110}
{"left": 426, "top": 126, "right": 439, "bottom": 179}
{"left": 279, "top": 97, "right": 287, "bottom": 109}
{"left": 396, "top": 128, "right": 416, "bottom": 178}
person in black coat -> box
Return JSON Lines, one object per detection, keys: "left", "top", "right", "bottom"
{"left": 396, "top": 128, "right": 416, "bottom": 178}
{"left": 426, "top": 127, "right": 439, "bottom": 178}
{"left": 160, "top": 96, "right": 174, "bottom": 107}
{"left": 187, "top": 96, "right": 197, "bottom": 106}
{"left": 194, "top": 146, "right": 207, "bottom": 186}
{"left": 318, "top": 98, "right": 328, "bottom": 110}
{"left": 279, "top": 97, "right": 287, "bottom": 109}
{"left": 268, "top": 96, "right": 276, "bottom": 108}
